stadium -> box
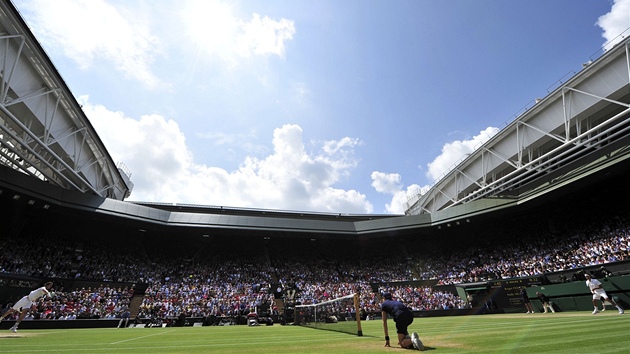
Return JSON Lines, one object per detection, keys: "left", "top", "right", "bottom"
{"left": 1, "top": 0, "right": 630, "bottom": 352}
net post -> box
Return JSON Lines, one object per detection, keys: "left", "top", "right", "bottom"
{"left": 354, "top": 292, "right": 363, "bottom": 337}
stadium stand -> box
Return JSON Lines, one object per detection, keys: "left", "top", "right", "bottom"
{"left": 1, "top": 0, "right": 630, "bottom": 328}
{"left": 2, "top": 170, "right": 630, "bottom": 324}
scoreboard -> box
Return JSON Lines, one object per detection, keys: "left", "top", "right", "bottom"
{"left": 489, "top": 276, "right": 544, "bottom": 311}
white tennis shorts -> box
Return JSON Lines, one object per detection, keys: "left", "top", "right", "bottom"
{"left": 11, "top": 296, "right": 34, "bottom": 311}
{"left": 592, "top": 288, "right": 609, "bottom": 300}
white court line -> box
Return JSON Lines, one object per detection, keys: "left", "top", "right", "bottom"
{"left": 109, "top": 329, "right": 176, "bottom": 345}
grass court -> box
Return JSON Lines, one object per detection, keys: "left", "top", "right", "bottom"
{"left": 1, "top": 311, "right": 629, "bottom": 353}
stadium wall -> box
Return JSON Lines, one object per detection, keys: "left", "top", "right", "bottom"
{"left": 458, "top": 274, "right": 630, "bottom": 314}
{"left": 526, "top": 276, "right": 630, "bottom": 313}
{"left": 0, "top": 319, "right": 119, "bottom": 330}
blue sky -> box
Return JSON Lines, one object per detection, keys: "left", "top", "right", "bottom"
{"left": 12, "top": 0, "right": 630, "bottom": 214}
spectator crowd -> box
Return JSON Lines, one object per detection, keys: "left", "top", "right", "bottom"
{"left": 2, "top": 202, "right": 630, "bottom": 322}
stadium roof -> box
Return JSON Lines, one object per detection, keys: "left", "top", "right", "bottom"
{"left": 406, "top": 34, "right": 630, "bottom": 216}
{"left": 1, "top": 0, "right": 630, "bottom": 241}
{"left": 0, "top": 0, "right": 132, "bottom": 201}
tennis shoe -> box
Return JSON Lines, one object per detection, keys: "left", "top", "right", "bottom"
{"left": 619, "top": 309, "right": 624, "bottom": 315}
{"left": 592, "top": 309, "right": 599, "bottom": 314}
{"left": 10, "top": 326, "right": 17, "bottom": 333}
{"left": 411, "top": 332, "right": 424, "bottom": 351}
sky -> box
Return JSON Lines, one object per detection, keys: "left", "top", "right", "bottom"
{"left": 11, "top": 0, "right": 630, "bottom": 214}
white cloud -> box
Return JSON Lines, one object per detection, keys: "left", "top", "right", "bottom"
{"left": 21, "top": 0, "right": 162, "bottom": 89}
{"left": 373, "top": 127, "right": 498, "bottom": 214}
{"left": 425, "top": 127, "right": 499, "bottom": 183}
{"left": 386, "top": 185, "right": 423, "bottom": 214}
{"left": 80, "top": 96, "right": 371, "bottom": 213}
{"left": 598, "top": 0, "right": 630, "bottom": 51}
{"left": 322, "top": 137, "right": 362, "bottom": 170}
{"left": 20, "top": 0, "right": 295, "bottom": 86}
{"left": 238, "top": 13, "right": 295, "bottom": 58}
{"left": 370, "top": 172, "right": 424, "bottom": 214}
{"left": 371, "top": 171, "right": 402, "bottom": 194}
{"left": 181, "top": 0, "right": 295, "bottom": 64}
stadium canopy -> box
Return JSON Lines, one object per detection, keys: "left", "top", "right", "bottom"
{"left": 0, "top": 1, "right": 132, "bottom": 201}
{"left": 405, "top": 36, "right": 630, "bottom": 217}
{"left": 1, "top": 0, "right": 630, "bottom": 237}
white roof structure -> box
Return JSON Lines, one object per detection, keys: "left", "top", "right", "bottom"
{"left": 406, "top": 36, "right": 630, "bottom": 217}
{"left": 0, "top": 1, "right": 132, "bottom": 200}
{"left": 1, "top": 0, "right": 629, "bottom": 235}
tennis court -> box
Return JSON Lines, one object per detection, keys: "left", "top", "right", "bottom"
{"left": 1, "top": 312, "right": 629, "bottom": 353}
